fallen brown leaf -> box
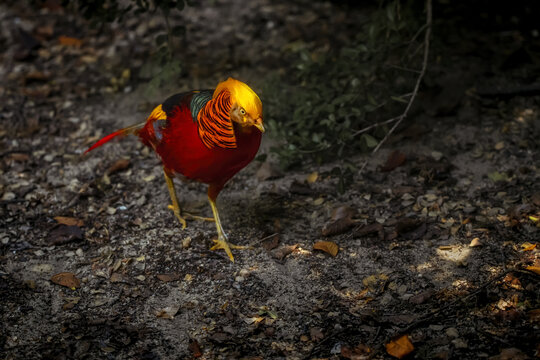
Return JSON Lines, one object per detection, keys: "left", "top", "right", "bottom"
{"left": 408, "top": 289, "right": 435, "bottom": 305}
{"left": 48, "top": 224, "right": 83, "bottom": 245}
{"left": 341, "top": 343, "right": 371, "bottom": 359}
{"left": 488, "top": 347, "right": 528, "bottom": 360}
{"left": 155, "top": 305, "right": 180, "bottom": 319}
{"left": 189, "top": 339, "right": 202, "bottom": 358}
{"left": 381, "top": 150, "right": 406, "bottom": 172}
{"left": 51, "top": 272, "right": 80, "bottom": 289}
{"left": 526, "top": 266, "right": 540, "bottom": 275}
{"left": 156, "top": 273, "right": 181, "bottom": 282}
{"left": 322, "top": 217, "right": 355, "bottom": 236}
{"left": 58, "top": 35, "right": 82, "bottom": 47}
{"left": 261, "top": 234, "right": 280, "bottom": 251}
{"left": 354, "top": 223, "right": 385, "bottom": 241}
{"left": 306, "top": 171, "right": 318, "bottom": 184}
{"left": 313, "top": 241, "right": 339, "bottom": 257}
{"left": 106, "top": 158, "right": 130, "bottom": 175}
{"left": 272, "top": 244, "right": 298, "bottom": 260}
{"left": 527, "top": 309, "right": 540, "bottom": 322}
{"left": 386, "top": 335, "right": 414, "bottom": 359}
{"left": 54, "top": 216, "right": 84, "bottom": 227}
{"left": 309, "top": 327, "right": 324, "bottom": 342}
{"left": 322, "top": 206, "right": 357, "bottom": 236}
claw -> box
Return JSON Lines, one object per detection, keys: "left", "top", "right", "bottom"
{"left": 167, "top": 204, "right": 187, "bottom": 229}
{"left": 210, "top": 236, "right": 248, "bottom": 262}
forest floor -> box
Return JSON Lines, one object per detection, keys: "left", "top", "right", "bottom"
{"left": 1, "top": 1, "right": 539, "bottom": 359}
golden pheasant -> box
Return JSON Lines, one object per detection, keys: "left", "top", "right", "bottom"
{"left": 86, "top": 78, "right": 264, "bottom": 261}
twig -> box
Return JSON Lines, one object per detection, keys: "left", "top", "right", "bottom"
{"left": 358, "top": 0, "right": 432, "bottom": 175}
{"left": 389, "top": 266, "right": 520, "bottom": 341}
{"left": 372, "top": 0, "right": 431, "bottom": 155}
{"left": 352, "top": 116, "right": 401, "bottom": 137}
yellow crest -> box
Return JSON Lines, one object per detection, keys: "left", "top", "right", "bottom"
{"left": 213, "top": 78, "right": 263, "bottom": 119}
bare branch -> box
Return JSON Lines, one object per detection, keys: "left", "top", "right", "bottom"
{"left": 358, "top": 0, "right": 432, "bottom": 175}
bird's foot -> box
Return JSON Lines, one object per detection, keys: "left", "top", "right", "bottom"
{"left": 167, "top": 204, "right": 187, "bottom": 230}
{"left": 210, "top": 237, "right": 249, "bottom": 263}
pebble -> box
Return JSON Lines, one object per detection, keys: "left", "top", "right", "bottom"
{"left": 34, "top": 250, "right": 44, "bottom": 256}
{"left": 43, "top": 154, "right": 54, "bottom": 162}
{"left": 431, "top": 151, "right": 443, "bottom": 161}
{"left": 445, "top": 327, "right": 459, "bottom": 338}
{"left": 1, "top": 192, "right": 16, "bottom": 201}
{"left": 136, "top": 275, "right": 146, "bottom": 281}
{"left": 76, "top": 248, "right": 84, "bottom": 257}
{"left": 452, "top": 338, "right": 468, "bottom": 349}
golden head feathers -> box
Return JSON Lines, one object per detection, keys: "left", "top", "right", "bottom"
{"left": 213, "top": 78, "right": 263, "bottom": 119}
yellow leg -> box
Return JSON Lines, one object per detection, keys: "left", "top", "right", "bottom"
{"left": 164, "top": 168, "right": 187, "bottom": 229}
{"left": 208, "top": 196, "right": 247, "bottom": 262}
{"left": 163, "top": 169, "right": 214, "bottom": 228}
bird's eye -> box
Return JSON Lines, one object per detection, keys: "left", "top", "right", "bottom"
{"left": 240, "top": 108, "right": 246, "bottom": 115}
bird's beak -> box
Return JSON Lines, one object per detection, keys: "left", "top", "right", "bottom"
{"left": 254, "top": 118, "right": 265, "bottom": 133}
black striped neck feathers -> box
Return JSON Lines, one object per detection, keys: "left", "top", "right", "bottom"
{"left": 197, "top": 90, "right": 237, "bottom": 149}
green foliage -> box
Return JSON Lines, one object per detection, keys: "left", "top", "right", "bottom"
{"left": 262, "top": 0, "right": 423, "bottom": 168}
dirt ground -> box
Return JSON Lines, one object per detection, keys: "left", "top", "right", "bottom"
{"left": 1, "top": 1, "right": 539, "bottom": 359}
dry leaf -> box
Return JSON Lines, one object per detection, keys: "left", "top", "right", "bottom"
{"left": 520, "top": 242, "right": 537, "bottom": 251}
{"left": 313, "top": 241, "right": 339, "bottom": 257}
{"left": 157, "top": 273, "right": 181, "bottom": 282}
{"left": 58, "top": 35, "right": 82, "bottom": 47}
{"left": 306, "top": 172, "right": 318, "bottom": 184}
{"left": 106, "top": 158, "right": 130, "bottom": 175}
{"left": 54, "top": 216, "right": 84, "bottom": 227}
{"left": 469, "top": 238, "right": 482, "bottom": 247}
{"left": 309, "top": 327, "right": 324, "bottom": 341}
{"left": 322, "top": 205, "right": 357, "bottom": 236}
{"left": 386, "top": 335, "right": 414, "bottom": 359}
{"left": 354, "top": 223, "right": 385, "bottom": 241}
{"left": 261, "top": 234, "right": 280, "bottom": 251}
{"left": 189, "top": 339, "right": 202, "bottom": 358}
{"left": 341, "top": 343, "right": 372, "bottom": 359}
{"left": 322, "top": 217, "right": 355, "bottom": 236}
{"left": 272, "top": 244, "right": 298, "bottom": 260}
{"left": 526, "top": 266, "right": 540, "bottom": 275}
{"left": 48, "top": 224, "right": 83, "bottom": 245}
{"left": 155, "top": 305, "right": 180, "bottom": 319}
{"left": 528, "top": 309, "right": 540, "bottom": 322}
{"left": 488, "top": 347, "right": 528, "bottom": 360}
{"left": 381, "top": 150, "right": 406, "bottom": 172}
{"left": 51, "top": 272, "right": 80, "bottom": 289}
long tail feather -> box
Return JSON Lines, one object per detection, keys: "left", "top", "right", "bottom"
{"left": 85, "top": 122, "right": 145, "bottom": 154}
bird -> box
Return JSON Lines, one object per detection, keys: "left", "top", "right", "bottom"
{"left": 85, "top": 78, "right": 264, "bottom": 262}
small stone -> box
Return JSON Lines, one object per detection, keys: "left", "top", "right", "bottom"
{"left": 431, "top": 151, "right": 443, "bottom": 161}
{"left": 445, "top": 327, "right": 459, "bottom": 338}
{"left": 452, "top": 338, "right": 468, "bottom": 349}
{"left": 182, "top": 237, "right": 192, "bottom": 249}
{"left": 494, "top": 141, "right": 504, "bottom": 150}
{"left": 239, "top": 269, "right": 249, "bottom": 278}
{"left": 106, "top": 207, "right": 116, "bottom": 215}
{"left": 235, "top": 276, "right": 245, "bottom": 282}
{"left": 1, "top": 192, "right": 16, "bottom": 201}
{"left": 136, "top": 275, "right": 146, "bottom": 281}
{"left": 76, "top": 248, "right": 84, "bottom": 256}
{"left": 34, "top": 250, "right": 45, "bottom": 256}
{"left": 44, "top": 154, "right": 54, "bottom": 162}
